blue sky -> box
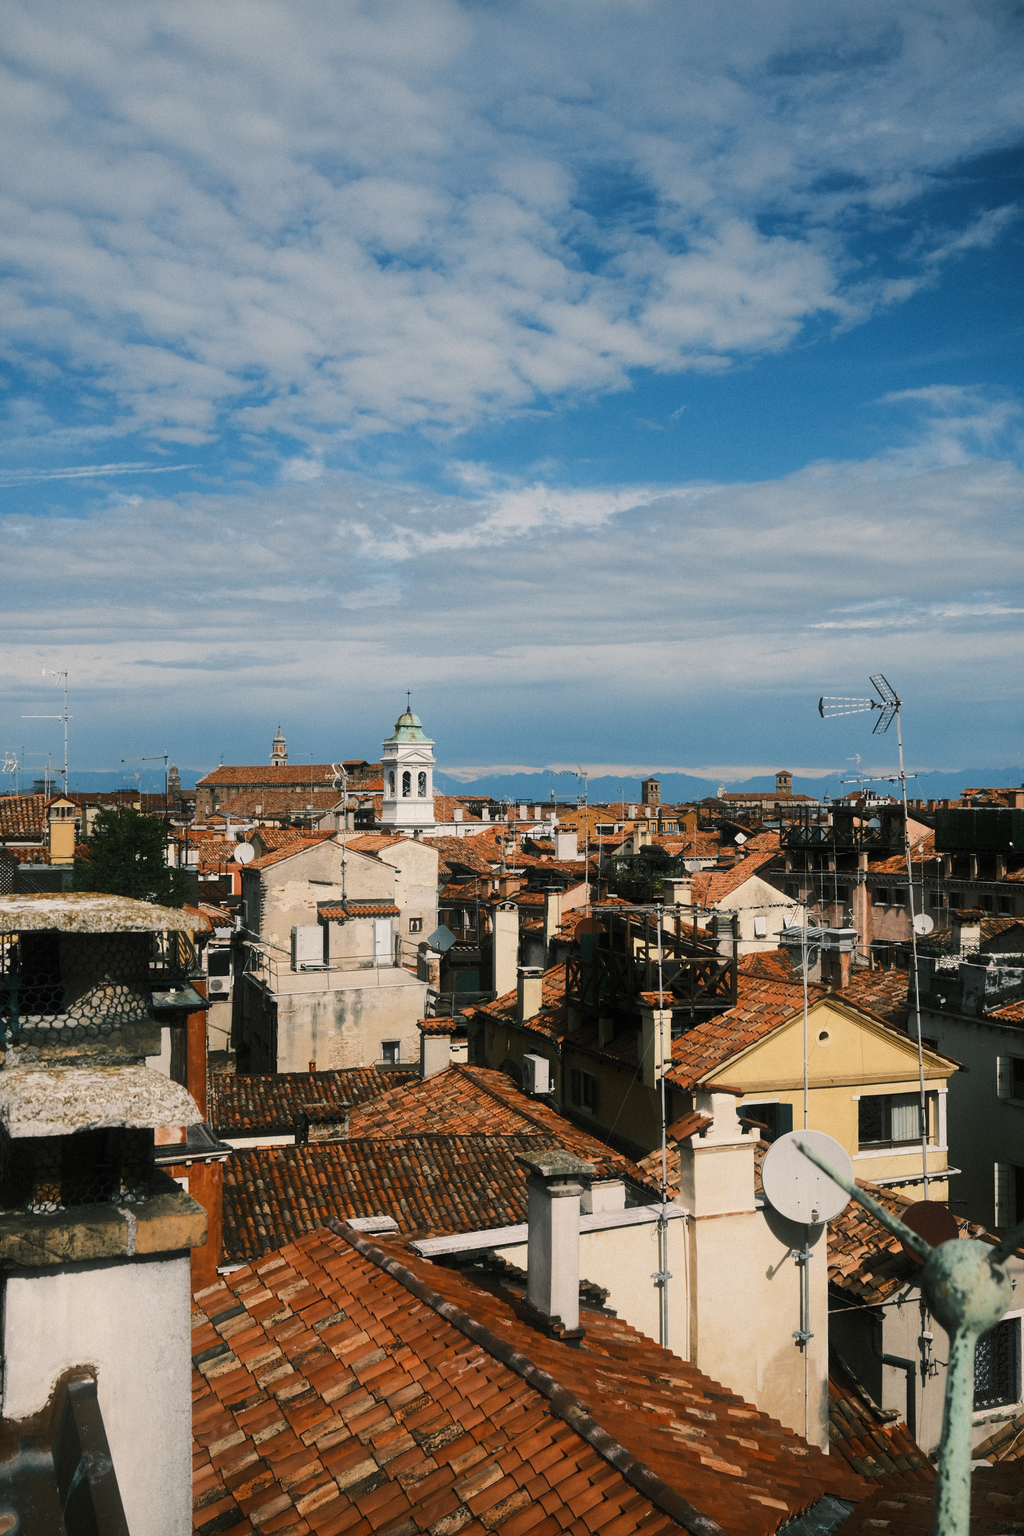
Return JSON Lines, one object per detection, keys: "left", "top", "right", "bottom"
{"left": 1, "top": 1, "right": 1023, "bottom": 790}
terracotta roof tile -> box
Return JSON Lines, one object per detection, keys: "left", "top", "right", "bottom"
{"left": 210, "top": 1068, "right": 417, "bottom": 1138}
{"left": 841, "top": 970, "right": 911, "bottom": 1029}
{"left": 193, "top": 1225, "right": 867, "bottom": 1535}
{"left": 688, "top": 843, "right": 787, "bottom": 906}
{"left": 0, "top": 794, "right": 47, "bottom": 841}
{"left": 835, "top": 1459, "right": 1024, "bottom": 1534}
{"left": 827, "top": 1352, "right": 932, "bottom": 1484}
{"left": 664, "top": 976, "right": 823, "bottom": 1090}
{"left": 318, "top": 903, "right": 401, "bottom": 920}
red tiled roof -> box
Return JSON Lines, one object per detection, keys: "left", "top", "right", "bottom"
{"left": 827, "top": 1352, "right": 932, "bottom": 1484}
{"left": 689, "top": 844, "right": 787, "bottom": 906}
{"left": 222, "top": 1132, "right": 588, "bottom": 1261}
{"left": 0, "top": 794, "right": 47, "bottom": 842}
{"left": 209, "top": 1067, "right": 416, "bottom": 1137}
{"left": 826, "top": 1181, "right": 983, "bottom": 1307}
{"left": 973, "top": 1408, "right": 1024, "bottom": 1463}
{"left": 197, "top": 764, "right": 366, "bottom": 787}
{"left": 835, "top": 1460, "right": 1024, "bottom": 1534}
{"left": 665, "top": 976, "right": 823, "bottom": 1090}
{"left": 736, "top": 949, "right": 796, "bottom": 982}
{"left": 841, "top": 970, "right": 911, "bottom": 1029}
{"left": 192, "top": 1224, "right": 866, "bottom": 1536}
{"left": 867, "top": 832, "right": 934, "bottom": 877}
{"left": 343, "top": 832, "right": 408, "bottom": 853}
{"left": 318, "top": 902, "right": 401, "bottom": 920}
{"left": 345, "top": 1066, "right": 652, "bottom": 1191}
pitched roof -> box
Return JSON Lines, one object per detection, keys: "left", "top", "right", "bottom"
{"left": 827, "top": 1352, "right": 933, "bottom": 1484}
{"left": 867, "top": 832, "right": 934, "bottom": 877}
{"left": 222, "top": 1132, "right": 588, "bottom": 1261}
{"left": 826, "top": 1181, "right": 983, "bottom": 1307}
{"left": 665, "top": 976, "right": 825, "bottom": 1090}
{"left": 192, "top": 1224, "right": 867, "bottom": 1536}
{"left": 343, "top": 832, "right": 409, "bottom": 854}
{"left": 973, "top": 1407, "right": 1024, "bottom": 1463}
{"left": 318, "top": 902, "right": 402, "bottom": 919}
{"left": 841, "top": 969, "right": 911, "bottom": 1030}
{"left": 0, "top": 794, "right": 47, "bottom": 841}
{"left": 209, "top": 1067, "right": 417, "bottom": 1137}
{"left": 343, "top": 1065, "right": 653, "bottom": 1190}
{"left": 689, "top": 844, "right": 787, "bottom": 906}
{"left": 196, "top": 764, "right": 350, "bottom": 787}
{"left": 834, "top": 1460, "right": 1024, "bottom": 1534}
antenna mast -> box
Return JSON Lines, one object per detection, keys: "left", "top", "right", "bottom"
{"left": 22, "top": 668, "right": 70, "bottom": 793}
{"left": 819, "top": 674, "right": 930, "bottom": 1195}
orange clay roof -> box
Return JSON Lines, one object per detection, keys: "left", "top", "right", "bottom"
{"left": 0, "top": 794, "right": 47, "bottom": 841}
{"left": 827, "top": 1352, "right": 932, "bottom": 1485}
{"left": 222, "top": 1132, "right": 607, "bottom": 1262}
{"left": 835, "top": 1462, "right": 1024, "bottom": 1535}
{"left": 688, "top": 846, "right": 787, "bottom": 906}
{"left": 344, "top": 1066, "right": 647, "bottom": 1185}
{"left": 867, "top": 832, "right": 934, "bottom": 876}
{"left": 191, "top": 1224, "right": 867, "bottom": 1536}
{"left": 209, "top": 1067, "right": 416, "bottom": 1137}
{"left": 197, "top": 763, "right": 357, "bottom": 786}
{"left": 664, "top": 976, "right": 826, "bottom": 1090}
{"left": 841, "top": 969, "right": 910, "bottom": 1029}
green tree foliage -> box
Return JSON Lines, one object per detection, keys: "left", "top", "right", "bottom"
{"left": 73, "top": 807, "right": 190, "bottom": 907}
{"left": 607, "top": 846, "right": 675, "bottom": 904}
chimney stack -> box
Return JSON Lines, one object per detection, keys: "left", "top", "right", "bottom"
{"left": 543, "top": 888, "right": 561, "bottom": 950}
{"left": 516, "top": 1150, "right": 594, "bottom": 1331}
{"left": 418, "top": 1020, "right": 452, "bottom": 1078}
{"left": 492, "top": 900, "right": 519, "bottom": 997}
{"left": 517, "top": 966, "right": 544, "bottom": 1024}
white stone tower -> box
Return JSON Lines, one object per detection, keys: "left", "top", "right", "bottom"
{"left": 380, "top": 700, "right": 435, "bottom": 832}
{"left": 271, "top": 725, "right": 287, "bottom": 766}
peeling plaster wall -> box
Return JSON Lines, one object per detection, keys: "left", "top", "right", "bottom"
{"left": 1, "top": 1253, "right": 192, "bottom": 1536}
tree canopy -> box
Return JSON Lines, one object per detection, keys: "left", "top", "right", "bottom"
{"left": 72, "top": 806, "right": 190, "bottom": 907}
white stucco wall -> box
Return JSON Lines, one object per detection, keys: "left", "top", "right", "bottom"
{"left": 2, "top": 1253, "right": 193, "bottom": 1536}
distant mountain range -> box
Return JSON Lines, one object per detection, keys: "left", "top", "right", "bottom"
{"left": 20, "top": 762, "right": 1019, "bottom": 804}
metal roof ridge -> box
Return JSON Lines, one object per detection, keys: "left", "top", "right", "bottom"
{"left": 323, "top": 1218, "right": 725, "bottom": 1536}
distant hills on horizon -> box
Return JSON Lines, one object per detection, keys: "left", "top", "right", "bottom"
{"left": 30, "top": 761, "right": 1023, "bottom": 804}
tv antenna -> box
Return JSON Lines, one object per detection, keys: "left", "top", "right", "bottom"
{"left": 22, "top": 667, "right": 70, "bottom": 792}
{"left": 819, "top": 674, "right": 930, "bottom": 1195}
{"left": 122, "top": 754, "right": 169, "bottom": 806}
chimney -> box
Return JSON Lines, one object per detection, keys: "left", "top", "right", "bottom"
{"left": 516, "top": 1150, "right": 594, "bottom": 1331}
{"left": 543, "top": 888, "right": 561, "bottom": 949}
{"left": 309, "top": 1059, "right": 316, "bottom": 1074}
{"left": 517, "top": 966, "right": 544, "bottom": 1023}
{"left": 492, "top": 900, "right": 519, "bottom": 997}
{"left": 952, "top": 908, "right": 983, "bottom": 954}
{"left": 453, "top": 807, "right": 463, "bottom": 822}
{"left": 639, "top": 996, "right": 673, "bottom": 1090}
{"left": 518, "top": 804, "right": 526, "bottom": 820}
{"left": 662, "top": 876, "right": 691, "bottom": 907}
{"left": 418, "top": 1020, "right": 452, "bottom": 1078}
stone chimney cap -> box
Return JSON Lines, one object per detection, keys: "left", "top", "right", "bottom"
{"left": 0, "top": 1065, "right": 203, "bottom": 1139}
{"left": 515, "top": 1149, "right": 595, "bottom": 1181}
{"left": 0, "top": 893, "right": 201, "bottom": 934}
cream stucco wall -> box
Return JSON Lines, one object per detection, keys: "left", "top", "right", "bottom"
{"left": 708, "top": 997, "right": 954, "bottom": 1197}
{"left": 2, "top": 1253, "right": 193, "bottom": 1536}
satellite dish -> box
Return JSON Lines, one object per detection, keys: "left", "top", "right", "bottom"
{"left": 914, "top": 913, "right": 934, "bottom": 936}
{"left": 427, "top": 924, "right": 457, "bottom": 953}
{"left": 734, "top": 831, "right": 747, "bottom": 845}
{"left": 899, "top": 1200, "right": 959, "bottom": 1265}
{"left": 233, "top": 843, "right": 255, "bottom": 864}
{"left": 761, "top": 1130, "right": 853, "bottom": 1225}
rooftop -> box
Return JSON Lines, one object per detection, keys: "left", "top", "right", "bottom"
{"left": 192, "top": 1223, "right": 866, "bottom": 1536}
{"left": 209, "top": 1067, "right": 417, "bottom": 1138}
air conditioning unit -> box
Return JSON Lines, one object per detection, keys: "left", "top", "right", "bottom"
{"left": 522, "top": 1054, "right": 551, "bottom": 1095}
{"left": 207, "top": 976, "right": 232, "bottom": 1001}
{"left": 291, "top": 924, "right": 327, "bottom": 971}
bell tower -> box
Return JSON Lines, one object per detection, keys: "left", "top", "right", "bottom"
{"left": 380, "top": 698, "right": 435, "bottom": 832}
{"left": 271, "top": 725, "right": 287, "bottom": 766}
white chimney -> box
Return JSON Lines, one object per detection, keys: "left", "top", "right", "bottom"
{"left": 517, "top": 966, "right": 544, "bottom": 1023}
{"left": 516, "top": 1150, "right": 594, "bottom": 1330}
{"left": 418, "top": 1020, "right": 452, "bottom": 1078}
{"left": 492, "top": 901, "right": 520, "bottom": 998}
{"left": 639, "top": 998, "right": 673, "bottom": 1090}
{"left": 543, "top": 889, "right": 561, "bottom": 949}
{"left": 453, "top": 807, "right": 464, "bottom": 822}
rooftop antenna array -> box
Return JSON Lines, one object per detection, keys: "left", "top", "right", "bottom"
{"left": 818, "top": 674, "right": 930, "bottom": 1194}
{"left": 22, "top": 667, "right": 70, "bottom": 793}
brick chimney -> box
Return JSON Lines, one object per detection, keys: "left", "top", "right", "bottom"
{"left": 515, "top": 1150, "right": 594, "bottom": 1331}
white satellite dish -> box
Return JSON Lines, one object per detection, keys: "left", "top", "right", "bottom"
{"left": 734, "top": 831, "right": 747, "bottom": 845}
{"left": 233, "top": 842, "right": 255, "bottom": 864}
{"left": 761, "top": 1130, "right": 853, "bottom": 1225}
{"left": 913, "top": 912, "right": 934, "bottom": 936}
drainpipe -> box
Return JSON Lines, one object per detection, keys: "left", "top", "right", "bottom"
{"left": 872, "top": 1311, "right": 917, "bottom": 1440}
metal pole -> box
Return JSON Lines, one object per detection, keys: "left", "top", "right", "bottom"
{"left": 896, "top": 709, "right": 930, "bottom": 1196}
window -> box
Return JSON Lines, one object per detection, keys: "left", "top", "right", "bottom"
{"left": 1000, "top": 895, "right": 1016, "bottom": 916}
{"left": 948, "top": 891, "right": 963, "bottom": 909}
{"left": 858, "top": 1093, "right": 922, "bottom": 1148}
{"left": 207, "top": 949, "right": 232, "bottom": 978}
{"left": 418, "top": 771, "right": 427, "bottom": 798}
{"left": 980, "top": 894, "right": 995, "bottom": 912}
{"left": 996, "top": 1057, "right": 1024, "bottom": 1102}
{"left": 873, "top": 888, "right": 889, "bottom": 907}
{"left": 835, "top": 885, "right": 849, "bottom": 902}
{"left": 570, "top": 1068, "right": 597, "bottom": 1112}
{"left": 381, "top": 1040, "right": 400, "bottom": 1065}
{"left": 995, "top": 1162, "right": 1024, "bottom": 1228}
{"left": 402, "top": 771, "right": 411, "bottom": 798}
{"left": 974, "top": 1316, "right": 1021, "bottom": 1410}
{"left": 408, "top": 917, "right": 422, "bottom": 934}
{"left": 930, "top": 892, "right": 946, "bottom": 909}
{"left": 740, "top": 1101, "right": 793, "bottom": 1143}
{"left": 388, "top": 771, "right": 396, "bottom": 796}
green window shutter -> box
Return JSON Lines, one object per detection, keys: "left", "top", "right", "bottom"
{"left": 777, "top": 1102, "right": 793, "bottom": 1136}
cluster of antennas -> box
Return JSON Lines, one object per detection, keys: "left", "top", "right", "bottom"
{"left": 818, "top": 673, "right": 899, "bottom": 736}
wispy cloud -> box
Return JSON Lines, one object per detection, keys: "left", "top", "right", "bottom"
{"left": 0, "top": 461, "right": 195, "bottom": 487}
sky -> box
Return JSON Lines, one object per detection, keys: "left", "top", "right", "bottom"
{"left": 1, "top": 0, "right": 1023, "bottom": 790}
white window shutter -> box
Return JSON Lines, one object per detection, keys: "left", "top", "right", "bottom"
{"left": 995, "top": 1163, "right": 1010, "bottom": 1227}
{"left": 997, "top": 1057, "right": 1012, "bottom": 1100}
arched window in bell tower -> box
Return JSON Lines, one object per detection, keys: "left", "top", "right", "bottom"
{"left": 402, "top": 771, "right": 411, "bottom": 797}
{"left": 418, "top": 771, "right": 427, "bottom": 798}
{"left": 388, "top": 770, "right": 396, "bottom": 797}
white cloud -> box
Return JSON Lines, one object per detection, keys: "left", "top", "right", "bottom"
{"left": 0, "top": 1, "right": 1020, "bottom": 445}
{"left": 2, "top": 389, "right": 1022, "bottom": 768}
